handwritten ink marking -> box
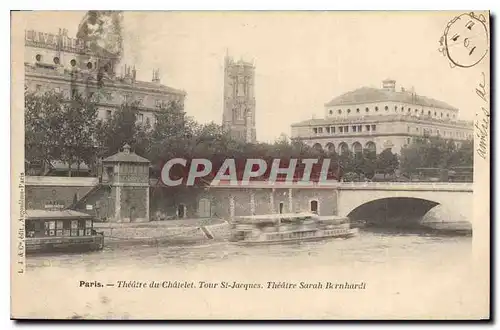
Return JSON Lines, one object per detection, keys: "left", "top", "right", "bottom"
{"left": 475, "top": 72, "right": 489, "bottom": 160}
{"left": 439, "top": 12, "right": 489, "bottom": 68}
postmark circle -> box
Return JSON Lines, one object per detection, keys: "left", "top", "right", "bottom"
{"left": 443, "top": 13, "right": 489, "bottom": 68}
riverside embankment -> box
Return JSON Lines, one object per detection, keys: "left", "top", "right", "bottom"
{"left": 93, "top": 219, "right": 231, "bottom": 247}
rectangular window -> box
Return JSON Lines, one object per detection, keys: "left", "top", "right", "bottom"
{"left": 313, "top": 127, "right": 318, "bottom": 134}
{"left": 371, "top": 125, "right": 376, "bottom": 131}
{"left": 366, "top": 125, "right": 371, "bottom": 131}
{"left": 54, "top": 87, "right": 60, "bottom": 93}
{"left": 36, "top": 84, "right": 42, "bottom": 91}
{"left": 344, "top": 126, "right": 349, "bottom": 133}
{"left": 155, "top": 99, "right": 162, "bottom": 108}
{"left": 352, "top": 126, "right": 357, "bottom": 132}
{"left": 358, "top": 125, "right": 362, "bottom": 132}
{"left": 137, "top": 113, "right": 144, "bottom": 123}
{"left": 339, "top": 126, "right": 344, "bottom": 133}
{"left": 325, "top": 127, "right": 330, "bottom": 133}
{"left": 331, "top": 127, "right": 336, "bottom": 134}
{"left": 106, "top": 110, "right": 112, "bottom": 120}
{"left": 317, "top": 127, "right": 323, "bottom": 133}
{"left": 71, "top": 88, "right": 77, "bottom": 98}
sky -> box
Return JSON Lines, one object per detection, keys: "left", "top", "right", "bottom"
{"left": 20, "top": 11, "right": 489, "bottom": 143}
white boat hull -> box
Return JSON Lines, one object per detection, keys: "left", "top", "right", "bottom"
{"left": 232, "top": 228, "right": 359, "bottom": 246}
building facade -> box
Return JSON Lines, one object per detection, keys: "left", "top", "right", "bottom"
{"left": 222, "top": 55, "right": 256, "bottom": 143}
{"left": 24, "top": 28, "right": 186, "bottom": 127}
{"left": 291, "top": 79, "right": 473, "bottom": 155}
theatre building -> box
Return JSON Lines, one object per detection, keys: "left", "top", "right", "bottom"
{"left": 291, "top": 79, "right": 474, "bottom": 155}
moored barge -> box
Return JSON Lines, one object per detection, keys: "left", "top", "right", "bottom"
{"left": 25, "top": 209, "right": 104, "bottom": 254}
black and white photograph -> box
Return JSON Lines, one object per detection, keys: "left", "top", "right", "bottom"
{"left": 10, "top": 10, "right": 490, "bottom": 320}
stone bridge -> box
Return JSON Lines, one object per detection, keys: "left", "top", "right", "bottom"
{"left": 335, "top": 182, "right": 473, "bottom": 226}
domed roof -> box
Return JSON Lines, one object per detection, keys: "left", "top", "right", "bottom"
{"left": 325, "top": 86, "right": 458, "bottom": 111}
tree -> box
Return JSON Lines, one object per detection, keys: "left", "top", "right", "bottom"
{"left": 400, "top": 136, "right": 473, "bottom": 179}
{"left": 57, "top": 92, "right": 99, "bottom": 176}
{"left": 24, "top": 88, "right": 65, "bottom": 172}
{"left": 98, "top": 100, "right": 142, "bottom": 158}
{"left": 376, "top": 148, "right": 399, "bottom": 178}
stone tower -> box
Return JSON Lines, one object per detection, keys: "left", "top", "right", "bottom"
{"left": 222, "top": 54, "right": 256, "bottom": 143}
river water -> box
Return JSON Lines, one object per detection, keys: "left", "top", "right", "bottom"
{"left": 19, "top": 227, "right": 485, "bottom": 319}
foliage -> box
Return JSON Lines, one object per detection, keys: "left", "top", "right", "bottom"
{"left": 400, "top": 136, "right": 473, "bottom": 176}
{"left": 25, "top": 88, "right": 65, "bottom": 168}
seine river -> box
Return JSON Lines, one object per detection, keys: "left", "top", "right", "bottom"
{"left": 26, "top": 228, "right": 472, "bottom": 271}
{"left": 20, "top": 227, "right": 482, "bottom": 319}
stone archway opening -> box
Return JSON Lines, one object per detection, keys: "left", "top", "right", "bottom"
{"left": 352, "top": 142, "right": 362, "bottom": 154}
{"left": 325, "top": 143, "right": 335, "bottom": 154}
{"left": 347, "top": 197, "right": 439, "bottom": 228}
{"left": 338, "top": 142, "right": 349, "bottom": 155}
{"left": 312, "top": 143, "right": 323, "bottom": 153}
{"left": 365, "top": 141, "right": 377, "bottom": 154}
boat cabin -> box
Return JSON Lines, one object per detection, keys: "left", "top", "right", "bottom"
{"left": 25, "top": 209, "right": 96, "bottom": 239}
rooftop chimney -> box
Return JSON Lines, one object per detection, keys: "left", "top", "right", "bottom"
{"left": 382, "top": 79, "right": 396, "bottom": 92}
{"left": 152, "top": 69, "right": 160, "bottom": 84}
{"left": 132, "top": 65, "right": 136, "bottom": 82}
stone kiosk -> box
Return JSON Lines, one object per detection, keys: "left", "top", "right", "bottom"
{"left": 102, "top": 144, "right": 150, "bottom": 222}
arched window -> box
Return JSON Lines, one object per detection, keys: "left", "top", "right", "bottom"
{"left": 312, "top": 143, "right": 323, "bottom": 152}
{"left": 356, "top": 108, "right": 360, "bottom": 113}
{"left": 70, "top": 59, "right": 77, "bottom": 67}
{"left": 338, "top": 142, "right": 349, "bottom": 155}
{"left": 384, "top": 106, "right": 388, "bottom": 111}
{"left": 395, "top": 106, "right": 398, "bottom": 111}
{"left": 428, "top": 110, "right": 431, "bottom": 116}
{"left": 375, "top": 106, "right": 379, "bottom": 112}
{"left": 365, "top": 107, "right": 369, "bottom": 113}
{"left": 365, "top": 141, "right": 376, "bottom": 154}
{"left": 53, "top": 57, "right": 60, "bottom": 65}
{"left": 87, "top": 62, "right": 93, "bottom": 69}
{"left": 325, "top": 143, "right": 335, "bottom": 154}
{"left": 329, "top": 110, "right": 333, "bottom": 115}
{"left": 35, "top": 54, "right": 42, "bottom": 62}
{"left": 352, "top": 142, "right": 362, "bottom": 154}
{"left": 347, "top": 109, "right": 351, "bottom": 113}
{"left": 338, "top": 109, "right": 342, "bottom": 114}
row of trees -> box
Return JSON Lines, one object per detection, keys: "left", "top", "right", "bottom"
{"left": 25, "top": 88, "right": 473, "bottom": 181}
{"left": 400, "top": 136, "right": 473, "bottom": 176}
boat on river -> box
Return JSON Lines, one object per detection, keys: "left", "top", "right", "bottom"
{"left": 229, "top": 212, "right": 358, "bottom": 245}
{"left": 25, "top": 209, "right": 104, "bottom": 254}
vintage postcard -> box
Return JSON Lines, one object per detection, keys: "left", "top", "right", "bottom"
{"left": 11, "top": 11, "right": 490, "bottom": 320}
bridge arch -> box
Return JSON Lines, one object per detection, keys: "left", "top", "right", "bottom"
{"left": 346, "top": 197, "right": 440, "bottom": 227}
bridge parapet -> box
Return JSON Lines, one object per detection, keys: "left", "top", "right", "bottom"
{"left": 338, "top": 182, "right": 473, "bottom": 192}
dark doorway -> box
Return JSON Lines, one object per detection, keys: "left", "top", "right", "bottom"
{"left": 310, "top": 200, "right": 318, "bottom": 214}
{"left": 129, "top": 206, "right": 136, "bottom": 222}
{"left": 279, "top": 202, "right": 284, "bottom": 214}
